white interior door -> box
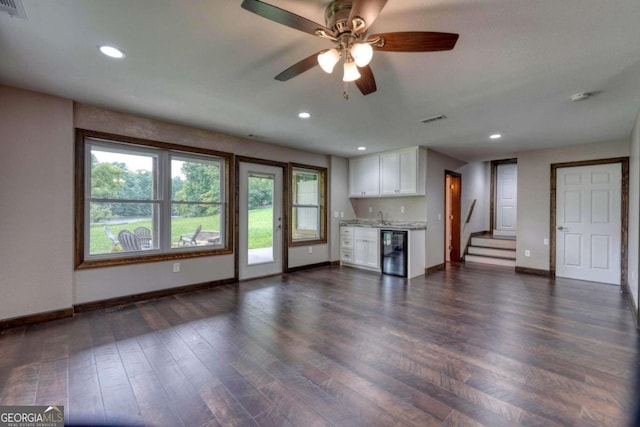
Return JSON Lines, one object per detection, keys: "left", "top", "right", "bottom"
{"left": 239, "top": 162, "right": 283, "bottom": 280}
{"left": 555, "top": 163, "right": 621, "bottom": 285}
{"left": 494, "top": 163, "right": 517, "bottom": 237}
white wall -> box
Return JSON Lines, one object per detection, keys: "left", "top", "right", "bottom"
{"left": 328, "top": 156, "right": 355, "bottom": 262}
{"left": 628, "top": 109, "right": 640, "bottom": 311}
{"left": 425, "top": 150, "right": 466, "bottom": 268}
{"left": 458, "top": 161, "right": 490, "bottom": 250}
{"left": 516, "top": 139, "right": 630, "bottom": 271}
{"left": 0, "top": 85, "right": 74, "bottom": 320}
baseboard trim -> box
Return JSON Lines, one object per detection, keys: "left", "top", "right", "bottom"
{"left": 0, "top": 307, "right": 74, "bottom": 331}
{"left": 622, "top": 282, "right": 639, "bottom": 328}
{"left": 330, "top": 260, "right": 341, "bottom": 267}
{"left": 73, "top": 278, "right": 236, "bottom": 313}
{"left": 287, "top": 261, "right": 332, "bottom": 273}
{"left": 515, "top": 266, "right": 552, "bottom": 276}
{"left": 426, "top": 263, "right": 446, "bottom": 275}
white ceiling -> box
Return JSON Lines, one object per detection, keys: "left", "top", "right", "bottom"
{"left": 2, "top": 0, "right": 640, "bottom": 162}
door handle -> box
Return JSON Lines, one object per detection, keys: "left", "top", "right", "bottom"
{"left": 557, "top": 226, "right": 567, "bottom": 231}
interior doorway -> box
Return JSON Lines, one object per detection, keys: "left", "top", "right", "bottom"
{"left": 445, "top": 171, "right": 461, "bottom": 263}
{"left": 237, "top": 160, "right": 285, "bottom": 280}
{"left": 551, "top": 158, "right": 628, "bottom": 286}
{"left": 490, "top": 159, "right": 518, "bottom": 236}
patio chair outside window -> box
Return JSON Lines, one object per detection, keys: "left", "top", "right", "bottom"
{"left": 118, "top": 229, "right": 141, "bottom": 252}
{"left": 178, "top": 224, "right": 202, "bottom": 246}
{"left": 104, "top": 226, "right": 122, "bottom": 251}
{"left": 133, "top": 226, "right": 152, "bottom": 249}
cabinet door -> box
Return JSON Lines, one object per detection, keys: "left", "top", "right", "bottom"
{"left": 364, "top": 238, "right": 380, "bottom": 268}
{"left": 349, "top": 155, "right": 380, "bottom": 197}
{"left": 353, "top": 238, "right": 367, "bottom": 265}
{"left": 398, "top": 148, "right": 418, "bottom": 194}
{"left": 380, "top": 152, "right": 400, "bottom": 195}
{"left": 354, "top": 227, "right": 380, "bottom": 269}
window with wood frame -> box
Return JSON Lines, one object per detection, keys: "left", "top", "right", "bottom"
{"left": 75, "top": 129, "right": 232, "bottom": 268}
{"left": 290, "top": 164, "right": 327, "bottom": 245}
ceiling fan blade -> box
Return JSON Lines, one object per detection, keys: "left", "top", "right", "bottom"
{"left": 241, "top": 0, "right": 333, "bottom": 37}
{"left": 349, "top": 0, "right": 388, "bottom": 33}
{"left": 275, "top": 51, "right": 324, "bottom": 81}
{"left": 355, "top": 65, "right": 377, "bottom": 95}
{"left": 371, "top": 31, "right": 459, "bottom": 52}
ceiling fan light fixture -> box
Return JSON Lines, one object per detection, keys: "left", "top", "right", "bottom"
{"left": 343, "top": 60, "right": 361, "bottom": 82}
{"left": 318, "top": 48, "right": 340, "bottom": 74}
{"left": 351, "top": 43, "right": 373, "bottom": 67}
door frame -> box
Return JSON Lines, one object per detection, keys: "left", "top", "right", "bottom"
{"left": 444, "top": 170, "right": 461, "bottom": 263}
{"left": 550, "top": 157, "right": 629, "bottom": 287}
{"left": 235, "top": 156, "right": 289, "bottom": 280}
{"left": 490, "top": 158, "right": 517, "bottom": 233}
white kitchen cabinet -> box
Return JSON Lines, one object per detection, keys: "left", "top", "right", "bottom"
{"left": 341, "top": 226, "right": 380, "bottom": 271}
{"left": 350, "top": 147, "right": 424, "bottom": 198}
{"left": 349, "top": 155, "right": 380, "bottom": 197}
{"left": 380, "top": 148, "right": 419, "bottom": 195}
{"left": 340, "top": 226, "right": 354, "bottom": 264}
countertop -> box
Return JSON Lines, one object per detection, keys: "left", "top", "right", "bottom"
{"left": 339, "top": 219, "right": 426, "bottom": 230}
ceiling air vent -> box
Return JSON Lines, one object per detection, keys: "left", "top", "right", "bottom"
{"left": 421, "top": 114, "right": 447, "bottom": 124}
{"left": 0, "top": 0, "right": 27, "bottom": 19}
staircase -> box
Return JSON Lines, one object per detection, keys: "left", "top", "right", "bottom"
{"left": 464, "top": 233, "right": 516, "bottom": 267}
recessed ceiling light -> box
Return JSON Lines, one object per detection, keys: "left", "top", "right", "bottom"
{"left": 298, "top": 112, "right": 311, "bottom": 119}
{"left": 570, "top": 92, "right": 591, "bottom": 102}
{"left": 357, "top": 146, "right": 366, "bottom": 151}
{"left": 489, "top": 133, "right": 502, "bottom": 140}
{"left": 99, "top": 45, "right": 126, "bottom": 59}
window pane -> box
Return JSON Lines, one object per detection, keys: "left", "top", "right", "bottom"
{"left": 248, "top": 174, "right": 274, "bottom": 264}
{"left": 172, "top": 158, "right": 222, "bottom": 203}
{"left": 293, "top": 171, "right": 318, "bottom": 204}
{"left": 89, "top": 202, "right": 155, "bottom": 254}
{"left": 292, "top": 206, "right": 319, "bottom": 240}
{"left": 91, "top": 147, "right": 155, "bottom": 200}
{"left": 171, "top": 204, "right": 222, "bottom": 247}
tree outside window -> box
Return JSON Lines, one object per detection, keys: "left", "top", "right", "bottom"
{"left": 76, "top": 130, "right": 230, "bottom": 268}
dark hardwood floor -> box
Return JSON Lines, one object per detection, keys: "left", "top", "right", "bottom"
{"left": 1, "top": 263, "right": 638, "bottom": 426}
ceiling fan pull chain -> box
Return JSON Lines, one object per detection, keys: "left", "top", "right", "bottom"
{"left": 343, "top": 82, "right": 350, "bottom": 100}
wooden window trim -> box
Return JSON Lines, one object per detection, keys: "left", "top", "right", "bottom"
{"left": 288, "top": 163, "right": 327, "bottom": 247}
{"left": 74, "top": 128, "right": 234, "bottom": 269}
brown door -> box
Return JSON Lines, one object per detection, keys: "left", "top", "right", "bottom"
{"left": 445, "top": 172, "right": 461, "bottom": 262}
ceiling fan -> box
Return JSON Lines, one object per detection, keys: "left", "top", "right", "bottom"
{"left": 241, "top": 0, "right": 459, "bottom": 98}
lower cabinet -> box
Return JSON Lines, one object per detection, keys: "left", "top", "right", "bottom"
{"left": 341, "top": 226, "right": 380, "bottom": 271}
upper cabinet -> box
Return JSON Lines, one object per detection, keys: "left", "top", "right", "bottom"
{"left": 350, "top": 147, "right": 425, "bottom": 198}
{"left": 349, "top": 154, "right": 380, "bottom": 197}
{"left": 380, "top": 148, "right": 419, "bottom": 195}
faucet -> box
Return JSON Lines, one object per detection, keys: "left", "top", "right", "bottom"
{"left": 377, "top": 210, "right": 384, "bottom": 224}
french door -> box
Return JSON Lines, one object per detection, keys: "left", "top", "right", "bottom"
{"left": 238, "top": 162, "right": 283, "bottom": 280}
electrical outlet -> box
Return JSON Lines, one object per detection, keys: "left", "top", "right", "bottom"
{"left": 368, "top": 206, "right": 373, "bottom": 213}
{"left": 400, "top": 206, "right": 405, "bottom": 214}
{"left": 524, "top": 250, "right": 531, "bottom": 257}
{"left": 543, "top": 238, "right": 549, "bottom": 246}
{"left": 308, "top": 247, "right": 313, "bottom": 254}
{"left": 437, "top": 214, "right": 442, "bottom": 221}
{"left": 334, "top": 211, "right": 339, "bottom": 218}
{"left": 340, "top": 212, "right": 344, "bottom": 218}
{"left": 173, "top": 262, "right": 180, "bottom": 273}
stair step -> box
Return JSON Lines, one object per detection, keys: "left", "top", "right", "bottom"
{"left": 465, "top": 254, "right": 516, "bottom": 267}
{"left": 468, "top": 246, "right": 516, "bottom": 259}
{"left": 471, "top": 236, "right": 516, "bottom": 250}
